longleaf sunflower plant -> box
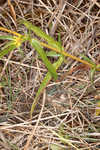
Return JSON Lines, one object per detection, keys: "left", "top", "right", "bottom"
{"left": 0, "top": 20, "right": 100, "bottom": 117}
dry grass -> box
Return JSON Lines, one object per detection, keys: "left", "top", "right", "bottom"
{"left": 0, "top": 0, "right": 100, "bottom": 149}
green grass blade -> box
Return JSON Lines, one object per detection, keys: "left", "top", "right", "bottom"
{"left": 0, "top": 35, "right": 14, "bottom": 40}
{"left": 0, "top": 44, "right": 16, "bottom": 58}
{"left": 31, "top": 38, "right": 58, "bottom": 80}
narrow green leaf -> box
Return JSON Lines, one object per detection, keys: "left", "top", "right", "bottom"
{"left": 22, "top": 20, "right": 61, "bottom": 50}
{"left": 30, "top": 56, "right": 63, "bottom": 117}
{"left": 0, "top": 44, "right": 16, "bottom": 58}
{"left": 30, "top": 71, "right": 51, "bottom": 116}
{"left": 46, "top": 33, "right": 62, "bottom": 57}
{"left": 1, "top": 41, "right": 15, "bottom": 50}
{"left": 22, "top": 20, "right": 54, "bottom": 41}
{"left": 46, "top": 51, "right": 60, "bottom": 57}
{"left": 0, "top": 35, "right": 14, "bottom": 40}
{"left": 31, "top": 38, "right": 58, "bottom": 80}
{"left": 90, "top": 68, "right": 96, "bottom": 83}
{"left": 30, "top": 33, "right": 64, "bottom": 116}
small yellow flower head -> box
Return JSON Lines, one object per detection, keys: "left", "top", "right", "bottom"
{"left": 13, "top": 36, "right": 22, "bottom": 47}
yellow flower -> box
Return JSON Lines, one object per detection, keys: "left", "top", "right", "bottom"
{"left": 13, "top": 36, "right": 22, "bottom": 47}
